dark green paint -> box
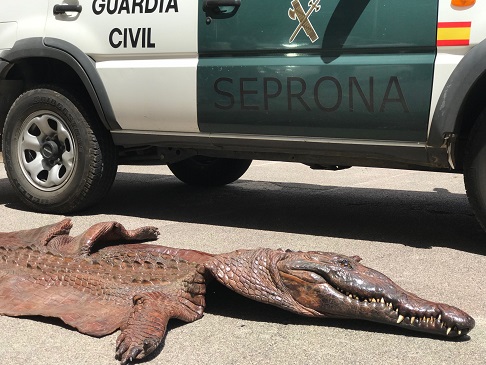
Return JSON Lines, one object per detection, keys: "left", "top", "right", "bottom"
{"left": 197, "top": 0, "right": 438, "bottom": 141}
{"left": 199, "top": 0, "right": 437, "bottom": 53}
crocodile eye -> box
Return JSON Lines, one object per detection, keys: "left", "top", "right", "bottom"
{"left": 339, "top": 259, "right": 352, "bottom": 268}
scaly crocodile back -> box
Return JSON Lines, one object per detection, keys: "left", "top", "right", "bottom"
{"left": 0, "top": 224, "right": 210, "bottom": 337}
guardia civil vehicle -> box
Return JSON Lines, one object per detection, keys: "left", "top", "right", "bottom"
{"left": 1, "top": 0, "right": 486, "bottom": 228}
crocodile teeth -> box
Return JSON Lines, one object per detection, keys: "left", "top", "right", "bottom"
{"left": 447, "top": 327, "right": 452, "bottom": 335}
{"left": 458, "top": 330, "right": 462, "bottom": 335}
{"left": 437, "top": 314, "right": 441, "bottom": 322}
{"left": 380, "top": 298, "right": 385, "bottom": 303}
{"left": 390, "top": 313, "right": 447, "bottom": 327}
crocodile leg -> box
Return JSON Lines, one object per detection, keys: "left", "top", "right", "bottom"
{"left": 0, "top": 218, "right": 72, "bottom": 248}
{"left": 116, "top": 292, "right": 204, "bottom": 365}
{"left": 46, "top": 221, "right": 160, "bottom": 256}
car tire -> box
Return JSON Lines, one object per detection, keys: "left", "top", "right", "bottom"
{"left": 2, "top": 86, "right": 117, "bottom": 213}
{"left": 167, "top": 156, "right": 252, "bottom": 186}
{"left": 464, "top": 109, "right": 486, "bottom": 230}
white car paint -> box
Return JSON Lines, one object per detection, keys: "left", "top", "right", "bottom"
{"left": 429, "top": 0, "right": 486, "bottom": 132}
{"left": 44, "top": 0, "right": 199, "bottom": 133}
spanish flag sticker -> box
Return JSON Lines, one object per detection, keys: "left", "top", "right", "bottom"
{"left": 437, "top": 22, "right": 471, "bottom": 46}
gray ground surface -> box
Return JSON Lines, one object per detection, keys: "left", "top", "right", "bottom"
{"left": 0, "top": 160, "right": 484, "bottom": 365}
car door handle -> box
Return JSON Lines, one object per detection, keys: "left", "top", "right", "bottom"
{"left": 53, "top": 4, "right": 83, "bottom": 15}
{"left": 203, "top": 0, "right": 241, "bottom": 11}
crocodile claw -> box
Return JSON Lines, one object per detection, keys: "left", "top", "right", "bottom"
{"left": 116, "top": 332, "right": 161, "bottom": 365}
{"left": 116, "top": 337, "right": 143, "bottom": 365}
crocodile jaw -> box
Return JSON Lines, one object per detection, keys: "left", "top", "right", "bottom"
{"left": 276, "top": 252, "right": 475, "bottom": 337}
{"left": 206, "top": 249, "right": 474, "bottom": 337}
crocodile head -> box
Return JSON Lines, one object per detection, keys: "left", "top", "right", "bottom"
{"left": 206, "top": 249, "right": 475, "bottom": 337}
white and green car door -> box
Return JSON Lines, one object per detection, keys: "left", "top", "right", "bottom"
{"left": 197, "top": 0, "right": 438, "bottom": 142}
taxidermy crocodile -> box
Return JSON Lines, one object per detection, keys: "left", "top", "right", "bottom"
{"left": 0, "top": 220, "right": 475, "bottom": 364}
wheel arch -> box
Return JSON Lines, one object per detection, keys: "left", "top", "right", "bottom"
{"left": 429, "top": 38, "right": 486, "bottom": 170}
{"left": 0, "top": 37, "right": 120, "bottom": 137}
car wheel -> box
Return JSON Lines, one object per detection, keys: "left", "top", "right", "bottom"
{"left": 2, "top": 86, "right": 117, "bottom": 213}
{"left": 167, "top": 156, "right": 252, "bottom": 186}
{"left": 464, "top": 110, "right": 486, "bottom": 230}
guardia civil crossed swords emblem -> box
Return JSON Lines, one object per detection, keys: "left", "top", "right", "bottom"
{"left": 288, "top": 0, "right": 321, "bottom": 43}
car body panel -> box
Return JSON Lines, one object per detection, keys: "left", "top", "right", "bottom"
{"left": 0, "top": 0, "right": 485, "bottom": 170}
{"left": 44, "top": 0, "right": 199, "bottom": 133}
{"left": 197, "top": 0, "right": 437, "bottom": 142}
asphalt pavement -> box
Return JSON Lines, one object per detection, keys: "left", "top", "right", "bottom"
{"left": 0, "top": 160, "right": 484, "bottom": 365}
